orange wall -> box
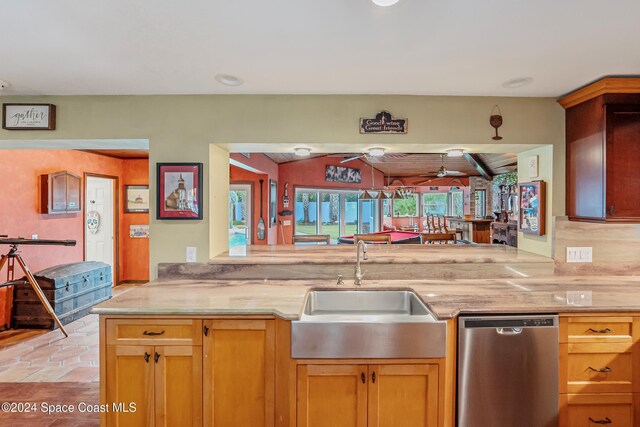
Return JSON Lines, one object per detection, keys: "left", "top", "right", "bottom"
{"left": 230, "top": 154, "right": 279, "bottom": 245}
{"left": 121, "top": 159, "right": 150, "bottom": 280}
{"left": 0, "top": 150, "right": 148, "bottom": 328}
{"left": 277, "top": 156, "right": 385, "bottom": 244}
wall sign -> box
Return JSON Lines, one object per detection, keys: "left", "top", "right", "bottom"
{"left": 359, "top": 111, "right": 407, "bottom": 134}
{"left": 2, "top": 103, "right": 56, "bottom": 130}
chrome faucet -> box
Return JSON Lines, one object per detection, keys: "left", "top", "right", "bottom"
{"left": 355, "top": 240, "right": 368, "bottom": 286}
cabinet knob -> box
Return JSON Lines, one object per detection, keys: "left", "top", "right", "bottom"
{"left": 371, "top": 371, "right": 376, "bottom": 383}
{"left": 361, "top": 372, "right": 365, "bottom": 384}
{"left": 154, "top": 352, "right": 160, "bottom": 363}
{"left": 144, "top": 352, "right": 150, "bottom": 363}
{"left": 203, "top": 325, "right": 209, "bottom": 336}
{"left": 589, "top": 417, "right": 611, "bottom": 424}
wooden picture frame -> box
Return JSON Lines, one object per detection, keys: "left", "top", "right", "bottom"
{"left": 156, "top": 163, "right": 203, "bottom": 220}
{"left": 2, "top": 103, "right": 56, "bottom": 130}
{"left": 518, "top": 181, "right": 546, "bottom": 236}
{"left": 124, "top": 185, "right": 150, "bottom": 213}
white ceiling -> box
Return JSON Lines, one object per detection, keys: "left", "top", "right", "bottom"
{"left": 1, "top": 0, "right": 639, "bottom": 96}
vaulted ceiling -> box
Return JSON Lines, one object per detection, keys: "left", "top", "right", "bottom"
{"left": 1, "top": 0, "right": 639, "bottom": 96}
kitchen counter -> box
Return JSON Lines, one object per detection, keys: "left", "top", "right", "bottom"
{"left": 93, "top": 275, "right": 640, "bottom": 320}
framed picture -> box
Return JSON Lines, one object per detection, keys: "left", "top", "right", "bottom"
{"left": 157, "top": 163, "right": 203, "bottom": 220}
{"left": 130, "top": 224, "right": 150, "bottom": 238}
{"left": 325, "top": 165, "right": 361, "bottom": 184}
{"left": 269, "top": 179, "right": 277, "bottom": 227}
{"left": 2, "top": 103, "right": 56, "bottom": 130}
{"left": 519, "top": 181, "right": 546, "bottom": 236}
{"left": 124, "top": 185, "right": 149, "bottom": 213}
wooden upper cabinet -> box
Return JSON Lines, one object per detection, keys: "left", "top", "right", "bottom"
{"left": 40, "top": 171, "right": 81, "bottom": 214}
{"left": 368, "top": 364, "right": 439, "bottom": 427}
{"left": 297, "top": 364, "right": 368, "bottom": 427}
{"left": 203, "top": 319, "right": 275, "bottom": 427}
{"left": 560, "top": 78, "right": 640, "bottom": 223}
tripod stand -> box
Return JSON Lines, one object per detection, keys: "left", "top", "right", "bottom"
{"left": 0, "top": 243, "right": 69, "bottom": 337}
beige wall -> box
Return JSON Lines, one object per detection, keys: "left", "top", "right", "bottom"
{"left": 517, "top": 145, "right": 558, "bottom": 257}
{"left": 0, "top": 95, "right": 565, "bottom": 276}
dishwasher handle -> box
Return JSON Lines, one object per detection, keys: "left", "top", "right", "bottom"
{"left": 496, "top": 327, "right": 523, "bottom": 335}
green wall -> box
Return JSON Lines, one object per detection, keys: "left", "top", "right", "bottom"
{"left": 0, "top": 95, "right": 565, "bottom": 275}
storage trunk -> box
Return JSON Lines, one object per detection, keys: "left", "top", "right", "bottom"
{"left": 11, "top": 261, "right": 112, "bottom": 329}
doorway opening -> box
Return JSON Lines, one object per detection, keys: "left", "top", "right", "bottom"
{"left": 229, "top": 183, "right": 252, "bottom": 254}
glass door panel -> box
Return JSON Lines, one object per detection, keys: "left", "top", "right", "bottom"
{"left": 229, "top": 184, "right": 251, "bottom": 254}
{"left": 295, "top": 190, "right": 318, "bottom": 235}
{"left": 320, "top": 192, "right": 341, "bottom": 243}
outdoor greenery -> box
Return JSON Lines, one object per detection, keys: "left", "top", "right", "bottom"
{"left": 392, "top": 195, "right": 418, "bottom": 217}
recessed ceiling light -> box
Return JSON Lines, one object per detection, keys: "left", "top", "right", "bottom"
{"left": 215, "top": 74, "right": 244, "bottom": 87}
{"left": 0, "top": 79, "right": 11, "bottom": 89}
{"left": 502, "top": 77, "right": 533, "bottom": 89}
{"left": 294, "top": 147, "right": 311, "bottom": 157}
{"left": 368, "top": 147, "right": 385, "bottom": 157}
{"left": 371, "top": 0, "right": 400, "bottom": 6}
{"left": 446, "top": 149, "right": 465, "bottom": 157}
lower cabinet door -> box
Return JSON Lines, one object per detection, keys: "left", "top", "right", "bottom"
{"left": 560, "top": 393, "right": 633, "bottom": 427}
{"left": 368, "top": 364, "right": 439, "bottom": 427}
{"left": 203, "top": 319, "right": 275, "bottom": 427}
{"left": 106, "top": 345, "right": 155, "bottom": 427}
{"left": 297, "top": 364, "right": 368, "bottom": 427}
{"left": 154, "top": 345, "right": 203, "bottom": 427}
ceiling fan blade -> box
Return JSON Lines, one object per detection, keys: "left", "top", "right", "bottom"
{"left": 446, "top": 171, "right": 465, "bottom": 175}
{"left": 340, "top": 154, "right": 364, "bottom": 164}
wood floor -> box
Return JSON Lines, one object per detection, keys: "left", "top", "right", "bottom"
{"left": 0, "top": 382, "right": 99, "bottom": 426}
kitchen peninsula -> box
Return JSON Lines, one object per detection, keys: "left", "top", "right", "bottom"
{"left": 95, "top": 244, "right": 640, "bottom": 427}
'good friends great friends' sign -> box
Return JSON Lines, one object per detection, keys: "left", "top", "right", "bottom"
{"left": 2, "top": 103, "right": 56, "bottom": 130}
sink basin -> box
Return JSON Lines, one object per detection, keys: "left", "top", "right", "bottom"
{"left": 291, "top": 290, "right": 446, "bottom": 359}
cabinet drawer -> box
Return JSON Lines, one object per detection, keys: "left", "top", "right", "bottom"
{"left": 560, "top": 393, "right": 633, "bottom": 427}
{"left": 562, "top": 317, "right": 633, "bottom": 343}
{"left": 106, "top": 319, "right": 202, "bottom": 346}
{"left": 562, "top": 343, "right": 633, "bottom": 393}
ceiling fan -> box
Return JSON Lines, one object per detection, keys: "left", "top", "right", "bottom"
{"left": 412, "top": 155, "right": 465, "bottom": 185}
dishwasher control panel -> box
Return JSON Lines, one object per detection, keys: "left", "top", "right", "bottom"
{"left": 463, "top": 317, "right": 557, "bottom": 328}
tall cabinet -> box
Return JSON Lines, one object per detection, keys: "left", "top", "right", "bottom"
{"left": 559, "top": 78, "right": 640, "bottom": 222}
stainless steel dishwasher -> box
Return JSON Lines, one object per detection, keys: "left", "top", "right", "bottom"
{"left": 457, "top": 315, "right": 559, "bottom": 427}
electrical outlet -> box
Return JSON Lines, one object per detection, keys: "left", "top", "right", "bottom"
{"left": 566, "top": 247, "right": 593, "bottom": 263}
{"left": 283, "top": 220, "right": 291, "bottom": 226}
{"left": 186, "top": 246, "right": 197, "bottom": 263}
{"left": 31, "top": 234, "right": 38, "bottom": 240}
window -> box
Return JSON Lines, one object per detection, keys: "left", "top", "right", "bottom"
{"left": 474, "top": 190, "right": 487, "bottom": 218}
{"left": 422, "top": 193, "right": 449, "bottom": 216}
{"left": 392, "top": 194, "right": 419, "bottom": 217}
{"left": 294, "top": 188, "right": 379, "bottom": 241}
{"left": 450, "top": 191, "right": 464, "bottom": 217}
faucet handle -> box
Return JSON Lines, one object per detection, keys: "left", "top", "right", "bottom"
{"left": 336, "top": 275, "right": 344, "bottom": 286}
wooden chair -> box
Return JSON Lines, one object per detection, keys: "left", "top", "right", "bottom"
{"left": 354, "top": 234, "right": 392, "bottom": 244}
{"left": 293, "top": 234, "right": 331, "bottom": 245}
{"left": 420, "top": 231, "right": 457, "bottom": 245}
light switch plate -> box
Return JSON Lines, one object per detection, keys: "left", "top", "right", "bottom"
{"left": 282, "top": 220, "right": 291, "bottom": 226}
{"left": 186, "top": 246, "right": 197, "bottom": 263}
{"left": 566, "top": 247, "right": 593, "bottom": 263}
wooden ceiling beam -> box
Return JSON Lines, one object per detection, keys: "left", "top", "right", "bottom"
{"left": 463, "top": 153, "right": 493, "bottom": 180}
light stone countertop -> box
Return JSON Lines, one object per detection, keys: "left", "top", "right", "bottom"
{"left": 93, "top": 276, "right": 640, "bottom": 320}
{"left": 209, "top": 244, "right": 554, "bottom": 265}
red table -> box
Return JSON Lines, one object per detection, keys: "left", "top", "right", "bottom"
{"left": 337, "top": 230, "right": 422, "bottom": 244}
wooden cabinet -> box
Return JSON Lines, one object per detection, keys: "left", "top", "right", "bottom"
{"left": 106, "top": 344, "right": 202, "bottom": 427}
{"left": 560, "top": 78, "right": 640, "bottom": 222}
{"left": 559, "top": 314, "right": 640, "bottom": 426}
{"left": 202, "top": 319, "right": 275, "bottom": 427}
{"left": 40, "top": 171, "right": 81, "bottom": 214}
{"left": 297, "top": 364, "right": 439, "bottom": 427}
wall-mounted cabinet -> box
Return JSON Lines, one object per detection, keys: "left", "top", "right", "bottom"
{"left": 40, "top": 171, "right": 81, "bottom": 214}
{"left": 560, "top": 78, "right": 640, "bottom": 223}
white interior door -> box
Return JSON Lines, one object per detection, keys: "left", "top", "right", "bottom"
{"left": 85, "top": 176, "right": 115, "bottom": 274}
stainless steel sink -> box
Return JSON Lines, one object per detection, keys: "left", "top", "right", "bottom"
{"left": 291, "top": 290, "right": 446, "bottom": 359}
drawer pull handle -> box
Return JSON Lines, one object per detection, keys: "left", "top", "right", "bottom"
{"left": 588, "top": 328, "right": 612, "bottom": 334}
{"left": 588, "top": 366, "right": 612, "bottom": 373}
{"left": 589, "top": 417, "right": 611, "bottom": 424}
{"left": 143, "top": 330, "right": 165, "bottom": 336}
{"left": 144, "top": 352, "right": 150, "bottom": 363}
{"left": 361, "top": 372, "right": 365, "bottom": 384}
